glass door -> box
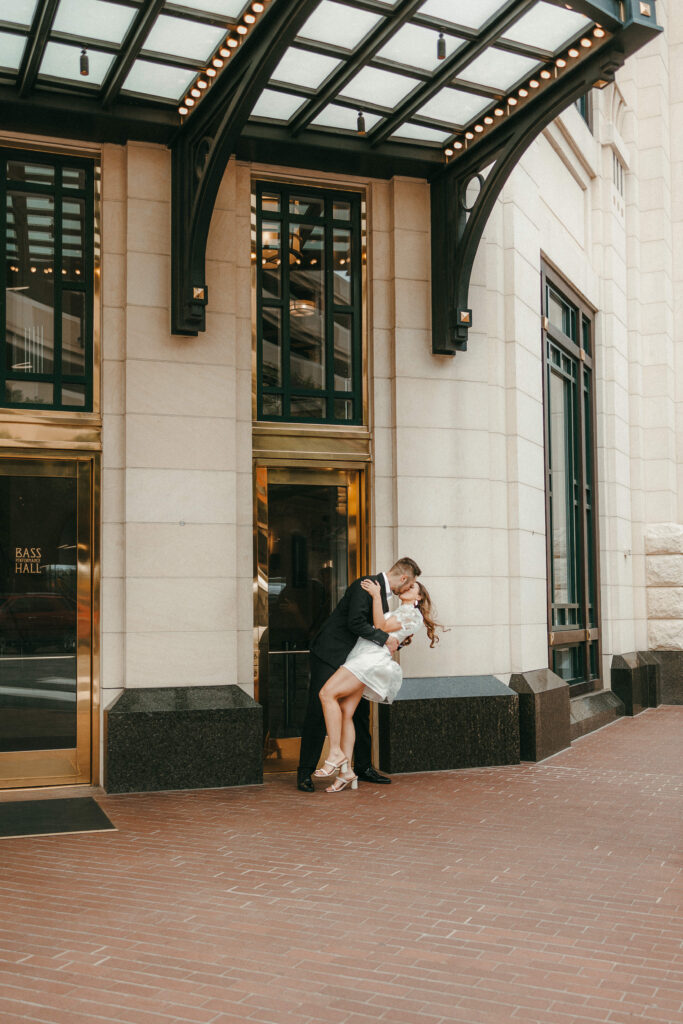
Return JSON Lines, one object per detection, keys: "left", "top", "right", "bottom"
{"left": 0, "top": 455, "right": 96, "bottom": 788}
{"left": 254, "top": 466, "right": 364, "bottom": 772}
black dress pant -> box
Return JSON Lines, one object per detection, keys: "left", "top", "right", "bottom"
{"left": 298, "top": 652, "right": 372, "bottom": 774}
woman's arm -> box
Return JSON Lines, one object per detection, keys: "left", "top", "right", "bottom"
{"left": 360, "top": 578, "right": 388, "bottom": 629}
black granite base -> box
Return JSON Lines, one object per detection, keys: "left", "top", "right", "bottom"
{"left": 378, "top": 676, "right": 519, "bottom": 774}
{"left": 104, "top": 686, "right": 262, "bottom": 794}
{"left": 648, "top": 652, "right": 683, "bottom": 705}
{"left": 611, "top": 652, "right": 661, "bottom": 715}
{"left": 509, "top": 668, "right": 570, "bottom": 762}
{"left": 569, "top": 690, "right": 624, "bottom": 741}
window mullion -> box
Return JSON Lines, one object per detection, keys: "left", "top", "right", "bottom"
{"left": 324, "top": 196, "right": 334, "bottom": 421}
{"left": 283, "top": 188, "right": 291, "bottom": 421}
{"left": 0, "top": 155, "right": 6, "bottom": 402}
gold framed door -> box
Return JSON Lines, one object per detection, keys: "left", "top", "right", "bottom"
{"left": 0, "top": 453, "right": 98, "bottom": 788}
{"left": 254, "top": 466, "right": 365, "bottom": 772}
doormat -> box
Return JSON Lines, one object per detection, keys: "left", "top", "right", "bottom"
{"left": 0, "top": 798, "right": 116, "bottom": 839}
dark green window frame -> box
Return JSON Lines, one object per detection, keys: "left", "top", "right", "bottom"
{"left": 254, "top": 181, "right": 363, "bottom": 425}
{"left": 542, "top": 267, "right": 601, "bottom": 693}
{"left": 1, "top": 148, "right": 95, "bottom": 412}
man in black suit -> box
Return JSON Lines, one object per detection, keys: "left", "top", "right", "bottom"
{"left": 297, "top": 556, "right": 421, "bottom": 792}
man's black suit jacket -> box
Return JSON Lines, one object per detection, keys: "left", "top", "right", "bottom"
{"left": 310, "top": 574, "right": 390, "bottom": 668}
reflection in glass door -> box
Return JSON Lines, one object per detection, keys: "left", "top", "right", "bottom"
{"left": 254, "top": 467, "right": 364, "bottom": 772}
{"left": 0, "top": 456, "right": 97, "bottom": 788}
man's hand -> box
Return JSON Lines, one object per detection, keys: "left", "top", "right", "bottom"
{"left": 385, "top": 635, "right": 399, "bottom": 653}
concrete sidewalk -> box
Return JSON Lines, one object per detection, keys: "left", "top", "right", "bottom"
{"left": 0, "top": 707, "right": 681, "bottom": 1024}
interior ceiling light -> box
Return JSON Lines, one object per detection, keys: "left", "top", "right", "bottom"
{"left": 289, "top": 299, "right": 316, "bottom": 317}
{"left": 437, "top": 32, "right": 446, "bottom": 60}
{"left": 80, "top": 48, "right": 89, "bottom": 76}
{"left": 357, "top": 111, "right": 366, "bottom": 135}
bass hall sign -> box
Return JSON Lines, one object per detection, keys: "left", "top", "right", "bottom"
{"left": 15, "top": 547, "right": 42, "bottom": 574}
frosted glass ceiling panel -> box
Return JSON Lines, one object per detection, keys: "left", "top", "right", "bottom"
{"left": 501, "top": 3, "right": 592, "bottom": 52}
{"left": 250, "top": 89, "right": 305, "bottom": 121}
{"left": 311, "top": 104, "right": 382, "bottom": 132}
{"left": 339, "top": 66, "right": 420, "bottom": 108}
{"left": 53, "top": 0, "right": 137, "bottom": 45}
{"left": 458, "top": 48, "right": 540, "bottom": 90}
{"left": 168, "top": 0, "right": 245, "bottom": 15}
{"left": 123, "top": 60, "right": 194, "bottom": 100}
{"left": 391, "top": 122, "right": 451, "bottom": 143}
{"left": 419, "top": 0, "right": 508, "bottom": 31}
{"left": 297, "top": 1, "right": 383, "bottom": 50}
{"left": 377, "top": 23, "right": 465, "bottom": 72}
{"left": 416, "top": 87, "right": 489, "bottom": 127}
{"left": 2, "top": 0, "right": 38, "bottom": 28}
{"left": 144, "top": 14, "right": 224, "bottom": 62}
{"left": 0, "top": 32, "right": 27, "bottom": 70}
{"left": 40, "top": 41, "right": 114, "bottom": 84}
{"left": 272, "top": 49, "right": 341, "bottom": 90}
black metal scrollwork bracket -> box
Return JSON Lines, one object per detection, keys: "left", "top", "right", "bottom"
{"left": 429, "top": 0, "right": 660, "bottom": 355}
{"left": 170, "top": 0, "right": 320, "bottom": 335}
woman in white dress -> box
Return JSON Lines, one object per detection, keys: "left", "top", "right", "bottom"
{"left": 315, "top": 578, "right": 442, "bottom": 792}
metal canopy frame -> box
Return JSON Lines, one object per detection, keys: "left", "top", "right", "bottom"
{"left": 0, "top": 0, "right": 662, "bottom": 345}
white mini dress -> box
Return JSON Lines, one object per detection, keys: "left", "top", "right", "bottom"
{"left": 342, "top": 603, "right": 423, "bottom": 704}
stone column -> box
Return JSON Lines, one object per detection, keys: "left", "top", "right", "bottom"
{"left": 645, "top": 522, "right": 683, "bottom": 649}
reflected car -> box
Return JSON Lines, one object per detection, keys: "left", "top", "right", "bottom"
{"left": 0, "top": 593, "right": 76, "bottom": 654}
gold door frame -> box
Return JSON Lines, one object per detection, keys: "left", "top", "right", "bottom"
{"left": 254, "top": 464, "right": 367, "bottom": 769}
{"left": 0, "top": 451, "right": 99, "bottom": 789}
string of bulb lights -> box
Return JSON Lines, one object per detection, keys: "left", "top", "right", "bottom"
{"left": 178, "top": 0, "right": 268, "bottom": 117}
{"left": 441, "top": 25, "right": 607, "bottom": 162}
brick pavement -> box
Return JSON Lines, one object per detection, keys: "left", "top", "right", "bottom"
{"left": 0, "top": 706, "right": 681, "bottom": 1024}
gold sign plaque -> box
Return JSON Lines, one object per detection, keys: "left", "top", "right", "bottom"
{"left": 639, "top": 2, "right": 651, "bottom": 15}
{"left": 15, "top": 546, "right": 42, "bottom": 574}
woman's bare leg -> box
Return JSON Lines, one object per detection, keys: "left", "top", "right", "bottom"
{"left": 319, "top": 667, "right": 364, "bottom": 765}
{"left": 339, "top": 691, "right": 363, "bottom": 777}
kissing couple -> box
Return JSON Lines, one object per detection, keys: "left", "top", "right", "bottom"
{"left": 297, "top": 557, "right": 442, "bottom": 793}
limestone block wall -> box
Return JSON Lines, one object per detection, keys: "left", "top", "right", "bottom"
{"left": 645, "top": 523, "right": 683, "bottom": 649}
{"left": 100, "top": 145, "right": 253, "bottom": 722}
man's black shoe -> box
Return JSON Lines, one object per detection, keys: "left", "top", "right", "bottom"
{"left": 356, "top": 766, "right": 391, "bottom": 784}
{"left": 297, "top": 773, "right": 314, "bottom": 792}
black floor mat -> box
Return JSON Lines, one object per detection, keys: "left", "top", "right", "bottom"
{"left": 0, "top": 797, "right": 116, "bottom": 839}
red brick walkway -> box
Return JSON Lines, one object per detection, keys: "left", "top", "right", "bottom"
{"left": 0, "top": 707, "right": 681, "bottom": 1024}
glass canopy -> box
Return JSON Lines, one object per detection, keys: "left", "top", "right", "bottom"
{"left": 0, "top": 0, "right": 647, "bottom": 163}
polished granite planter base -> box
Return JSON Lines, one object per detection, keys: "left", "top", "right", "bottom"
{"left": 649, "top": 651, "right": 683, "bottom": 705}
{"left": 611, "top": 652, "right": 661, "bottom": 715}
{"left": 104, "top": 686, "right": 262, "bottom": 794}
{"left": 378, "top": 676, "right": 519, "bottom": 774}
{"left": 569, "top": 690, "right": 624, "bottom": 741}
{"left": 509, "top": 668, "right": 570, "bottom": 762}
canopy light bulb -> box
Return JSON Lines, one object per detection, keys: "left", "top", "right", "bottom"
{"left": 219, "top": 46, "right": 230, "bottom": 57}
{"left": 568, "top": 48, "right": 579, "bottom": 57}
{"left": 227, "top": 37, "right": 238, "bottom": 47}
{"left": 540, "top": 69, "right": 552, "bottom": 79}
{"left": 465, "top": 131, "right": 474, "bottom": 140}
{"left": 252, "top": 2, "right": 265, "bottom": 10}
{"left": 185, "top": 96, "right": 195, "bottom": 106}
{"left": 245, "top": 13, "right": 256, "bottom": 23}
{"left": 191, "top": 87, "right": 200, "bottom": 97}
{"left": 237, "top": 23, "right": 248, "bottom": 34}
{"left": 594, "top": 26, "right": 605, "bottom": 38}
{"left": 206, "top": 67, "right": 217, "bottom": 77}
{"left": 484, "top": 116, "right": 493, "bottom": 124}
{"left": 556, "top": 58, "right": 567, "bottom": 68}
{"left": 530, "top": 78, "right": 540, "bottom": 87}
{"left": 474, "top": 124, "right": 484, "bottom": 132}
{"left": 508, "top": 96, "right": 518, "bottom": 106}
{"left": 519, "top": 87, "right": 528, "bottom": 97}
{"left": 581, "top": 37, "right": 592, "bottom": 47}
{"left": 197, "top": 79, "right": 208, "bottom": 89}
{"left": 494, "top": 107, "right": 505, "bottom": 116}
{"left": 179, "top": 105, "right": 188, "bottom": 115}
{"left": 444, "top": 147, "right": 454, "bottom": 156}
{"left": 454, "top": 141, "right": 463, "bottom": 149}
{"left": 213, "top": 57, "right": 224, "bottom": 68}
